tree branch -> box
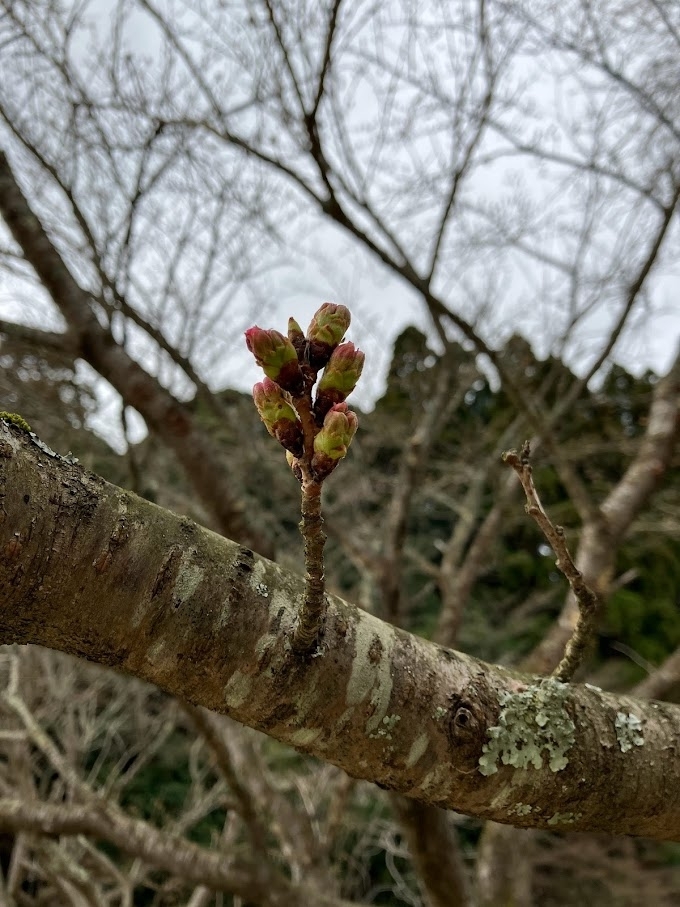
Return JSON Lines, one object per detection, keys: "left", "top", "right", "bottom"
{"left": 0, "top": 319, "right": 76, "bottom": 355}
{"left": 2, "top": 422, "right": 680, "bottom": 840}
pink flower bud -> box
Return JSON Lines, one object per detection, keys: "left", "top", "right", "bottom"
{"left": 311, "top": 402, "right": 359, "bottom": 480}
{"left": 245, "top": 326, "right": 304, "bottom": 394}
{"left": 314, "top": 342, "right": 365, "bottom": 421}
{"left": 307, "top": 303, "right": 351, "bottom": 367}
{"left": 252, "top": 378, "right": 303, "bottom": 456}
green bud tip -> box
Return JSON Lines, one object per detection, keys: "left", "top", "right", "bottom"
{"left": 307, "top": 303, "right": 352, "bottom": 368}
{"left": 318, "top": 342, "right": 365, "bottom": 392}
{"left": 314, "top": 342, "right": 365, "bottom": 420}
{"left": 311, "top": 402, "right": 359, "bottom": 480}
{"left": 307, "top": 303, "right": 351, "bottom": 347}
{"left": 252, "top": 378, "right": 303, "bottom": 457}
{"left": 313, "top": 402, "right": 358, "bottom": 461}
{"left": 245, "top": 326, "right": 304, "bottom": 394}
{"left": 287, "top": 317, "right": 306, "bottom": 357}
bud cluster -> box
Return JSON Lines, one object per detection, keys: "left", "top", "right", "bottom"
{"left": 246, "top": 303, "right": 363, "bottom": 481}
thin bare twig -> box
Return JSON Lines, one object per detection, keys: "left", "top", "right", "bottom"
{"left": 503, "top": 441, "right": 601, "bottom": 681}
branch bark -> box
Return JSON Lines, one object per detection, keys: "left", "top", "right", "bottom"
{"left": 2, "top": 422, "right": 680, "bottom": 840}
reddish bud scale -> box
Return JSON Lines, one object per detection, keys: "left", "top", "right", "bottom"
{"left": 271, "top": 419, "right": 304, "bottom": 457}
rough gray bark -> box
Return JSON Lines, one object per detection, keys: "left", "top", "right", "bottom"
{"left": 2, "top": 422, "right": 680, "bottom": 841}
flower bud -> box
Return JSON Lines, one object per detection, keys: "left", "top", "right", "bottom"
{"left": 311, "top": 402, "right": 359, "bottom": 480}
{"left": 314, "top": 342, "right": 365, "bottom": 421}
{"left": 253, "top": 378, "right": 303, "bottom": 456}
{"left": 287, "top": 317, "right": 306, "bottom": 358}
{"left": 245, "top": 326, "right": 304, "bottom": 394}
{"left": 307, "top": 303, "right": 351, "bottom": 367}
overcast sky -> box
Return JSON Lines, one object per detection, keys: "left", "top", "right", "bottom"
{"left": 1, "top": 1, "right": 678, "bottom": 451}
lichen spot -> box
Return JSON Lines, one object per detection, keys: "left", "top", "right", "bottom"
{"left": 615, "top": 712, "right": 644, "bottom": 753}
{"left": 478, "top": 680, "right": 575, "bottom": 777}
{"left": 548, "top": 811, "right": 582, "bottom": 825}
{"left": 369, "top": 713, "right": 401, "bottom": 740}
{"left": 249, "top": 559, "right": 271, "bottom": 598}
{"left": 509, "top": 803, "right": 533, "bottom": 817}
{"left": 174, "top": 554, "right": 204, "bottom": 606}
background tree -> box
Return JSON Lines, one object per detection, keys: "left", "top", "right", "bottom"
{"left": 1, "top": 0, "right": 680, "bottom": 904}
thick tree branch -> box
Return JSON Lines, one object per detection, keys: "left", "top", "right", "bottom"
{"left": 2, "top": 422, "right": 680, "bottom": 840}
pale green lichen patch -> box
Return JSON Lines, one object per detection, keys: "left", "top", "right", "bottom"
{"left": 369, "top": 713, "right": 401, "bottom": 740}
{"left": 253, "top": 589, "right": 297, "bottom": 676}
{"left": 548, "top": 811, "right": 582, "bottom": 826}
{"left": 509, "top": 803, "right": 533, "bottom": 817}
{"left": 432, "top": 706, "right": 448, "bottom": 721}
{"left": 615, "top": 711, "right": 644, "bottom": 753}
{"left": 478, "top": 680, "right": 575, "bottom": 777}
{"left": 249, "top": 560, "right": 270, "bottom": 599}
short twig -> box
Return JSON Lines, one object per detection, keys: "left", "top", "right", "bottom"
{"left": 291, "top": 477, "right": 327, "bottom": 654}
{"left": 503, "top": 441, "right": 601, "bottom": 682}
{"left": 289, "top": 368, "right": 329, "bottom": 655}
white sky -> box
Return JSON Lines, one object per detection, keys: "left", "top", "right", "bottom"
{"left": 1, "top": 0, "right": 679, "bottom": 451}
